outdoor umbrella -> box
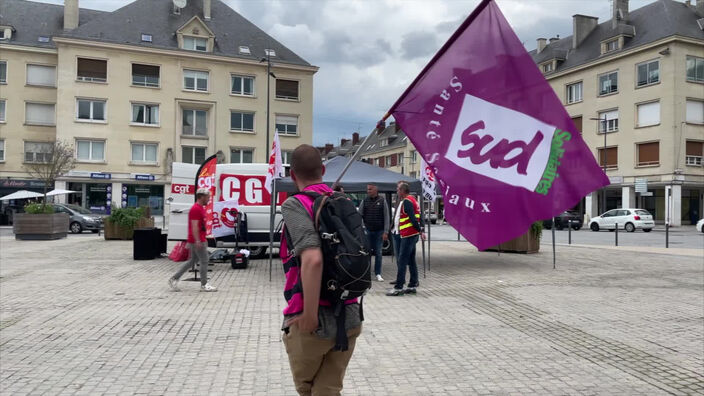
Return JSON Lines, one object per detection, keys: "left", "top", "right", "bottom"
{"left": 0, "top": 190, "right": 44, "bottom": 201}
{"left": 46, "top": 189, "right": 79, "bottom": 197}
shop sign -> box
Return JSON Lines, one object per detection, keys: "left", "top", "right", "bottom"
{"left": 0, "top": 179, "right": 47, "bottom": 188}
{"left": 635, "top": 178, "right": 648, "bottom": 193}
{"left": 134, "top": 174, "right": 155, "bottom": 181}
{"left": 90, "top": 173, "right": 111, "bottom": 180}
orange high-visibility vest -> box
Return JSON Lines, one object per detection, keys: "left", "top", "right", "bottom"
{"left": 399, "top": 195, "right": 420, "bottom": 238}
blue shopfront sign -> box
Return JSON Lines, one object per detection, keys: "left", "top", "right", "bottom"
{"left": 134, "top": 174, "right": 155, "bottom": 181}
{"left": 90, "top": 173, "right": 111, "bottom": 180}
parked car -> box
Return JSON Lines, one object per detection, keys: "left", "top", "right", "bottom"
{"left": 589, "top": 208, "right": 654, "bottom": 232}
{"left": 543, "top": 211, "right": 582, "bottom": 230}
{"left": 52, "top": 203, "right": 104, "bottom": 233}
{"left": 696, "top": 218, "right": 703, "bottom": 233}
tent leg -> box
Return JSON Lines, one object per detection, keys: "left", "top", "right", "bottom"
{"left": 552, "top": 225, "right": 556, "bottom": 270}
{"left": 420, "top": 193, "right": 426, "bottom": 279}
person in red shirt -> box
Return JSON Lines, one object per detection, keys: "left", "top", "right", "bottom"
{"left": 168, "top": 188, "right": 217, "bottom": 292}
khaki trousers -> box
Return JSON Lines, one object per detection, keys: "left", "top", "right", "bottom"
{"left": 283, "top": 324, "right": 362, "bottom": 396}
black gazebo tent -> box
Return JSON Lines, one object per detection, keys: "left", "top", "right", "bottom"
{"left": 268, "top": 156, "right": 429, "bottom": 279}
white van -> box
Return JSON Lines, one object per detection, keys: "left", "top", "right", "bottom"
{"left": 167, "top": 162, "right": 284, "bottom": 257}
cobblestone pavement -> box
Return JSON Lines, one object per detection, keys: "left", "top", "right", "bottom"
{"left": 1, "top": 235, "right": 702, "bottom": 395}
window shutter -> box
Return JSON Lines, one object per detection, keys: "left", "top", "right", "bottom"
{"left": 25, "top": 103, "right": 54, "bottom": 124}
{"left": 637, "top": 142, "right": 659, "bottom": 165}
{"left": 77, "top": 58, "right": 107, "bottom": 79}
{"left": 571, "top": 116, "right": 582, "bottom": 134}
{"left": 686, "top": 100, "right": 704, "bottom": 124}
{"left": 686, "top": 141, "right": 703, "bottom": 156}
{"left": 637, "top": 102, "right": 660, "bottom": 127}
{"left": 27, "top": 65, "right": 56, "bottom": 86}
{"left": 599, "top": 147, "right": 618, "bottom": 167}
{"left": 276, "top": 79, "right": 299, "bottom": 99}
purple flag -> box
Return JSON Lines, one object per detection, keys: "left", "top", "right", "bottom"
{"left": 389, "top": 0, "right": 608, "bottom": 251}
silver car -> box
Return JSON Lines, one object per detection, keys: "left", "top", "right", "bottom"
{"left": 53, "top": 204, "right": 104, "bottom": 233}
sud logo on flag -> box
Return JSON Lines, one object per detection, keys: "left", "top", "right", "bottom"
{"left": 387, "top": 0, "right": 608, "bottom": 250}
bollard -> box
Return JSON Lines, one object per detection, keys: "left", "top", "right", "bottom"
{"left": 568, "top": 222, "right": 572, "bottom": 245}
{"left": 665, "top": 222, "right": 669, "bottom": 248}
{"left": 615, "top": 222, "right": 618, "bottom": 246}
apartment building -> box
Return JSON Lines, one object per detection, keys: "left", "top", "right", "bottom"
{"left": 0, "top": 0, "right": 316, "bottom": 218}
{"left": 531, "top": 0, "right": 704, "bottom": 225}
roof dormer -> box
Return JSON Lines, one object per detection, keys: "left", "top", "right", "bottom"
{"left": 176, "top": 16, "right": 215, "bottom": 53}
{"left": 0, "top": 26, "right": 15, "bottom": 41}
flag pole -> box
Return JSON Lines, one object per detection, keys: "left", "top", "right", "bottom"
{"left": 269, "top": 180, "right": 276, "bottom": 281}
{"left": 332, "top": 120, "right": 387, "bottom": 189}
{"left": 420, "top": 192, "right": 427, "bottom": 278}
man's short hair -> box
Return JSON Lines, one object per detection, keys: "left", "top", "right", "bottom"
{"left": 333, "top": 185, "right": 344, "bottom": 192}
{"left": 196, "top": 188, "right": 210, "bottom": 200}
{"left": 398, "top": 182, "right": 410, "bottom": 194}
{"left": 291, "top": 144, "right": 323, "bottom": 181}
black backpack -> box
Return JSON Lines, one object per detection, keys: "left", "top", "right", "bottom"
{"left": 297, "top": 190, "right": 372, "bottom": 350}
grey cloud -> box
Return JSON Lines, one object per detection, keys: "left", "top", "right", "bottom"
{"left": 435, "top": 18, "right": 464, "bottom": 34}
{"left": 400, "top": 31, "right": 438, "bottom": 60}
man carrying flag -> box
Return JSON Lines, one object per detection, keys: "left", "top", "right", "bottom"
{"left": 265, "top": 130, "right": 284, "bottom": 195}
{"left": 382, "top": 0, "right": 608, "bottom": 250}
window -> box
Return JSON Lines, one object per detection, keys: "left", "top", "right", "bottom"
{"left": 76, "top": 99, "right": 106, "bottom": 122}
{"left": 597, "top": 147, "right": 618, "bottom": 169}
{"left": 604, "top": 39, "right": 619, "bottom": 53}
{"left": 265, "top": 49, "right": 276, "bottom": 57}
{"left": 686, "top": 99, "right": 704, "bottom": 124}
{"left": 24, "top": 142, "right": 53, "bottom": 163}
{"left": 0, "top": 100, "right": 5, "bottom": 122}
{"left": 183, "top": 69, "right": 208, "bottom": 92}
{"left": 0, "top": 61, "right": 6, "bottom": 83}
{"left": 686, "top": 56, "right": 704, "bottom": 83}
{"left": 25, "top": 102, "right": 55, "bottom": 125}
{"left": 636, "top": 60, "right": 659, "bottom": 87}
{"left": 182, "top": 146, "right": 206, "bottom": 164}
{"left": 141, "top": 34, "right": 152, "bottom": 42}
{"left": 132, "top": 64, "right": 159, "bottom": 87}
{"left": 0, "top": 140, "right": 4, "bottom": 161}
{"left": 686, "top": 141, "right": 703, "bottom": 166}
{"left": 599, "top": 71, "right": 618, "bottom": 95}
{"left": 572, "top": 116, "right": 583, "bottom": 135}
{"left": 275, "top": 115, "right": 298, "bottom": 135}
{"left": 566, "top": 81, "right": 583, "bottom": 104}
{"left": 76, "top": 140, "right": 105, "bottom": 161}
{"left": 597, "top": 110, "right": 619, "bottom": 133}
{"left": 636, "top": 142, "right": 659, "bottom": 166}
{"left": 230, "top": 148, "right": 253, "bottom": 164}
{"left": 410, "top": 150, "right": 417, "bottom": 163}
{"left": 380, "top": 139, "right": 388, "bottom": 147}
{"left": 77, "top": 58, "right": 107, "bottom": 82}
{"left": 542, "top": 63, "right": 553, "bottom": 73}
{"left": 231, "top": 75, "right": 254, "bottom": 96}
{"left": 239, "top": 46, "right": 250, "bottom": 55}
{"left": 636, "top": 101, "right": 660, "bottom": 127}
{"left": 282, "top": 150, "right": 292, "bottom": 166}
{"left": 131, "top": 103, "right": 159, "bottom": 125}
{"left": 276, "top": 79, "right": 299, "bottom": 100}
{"left": 131, "top": 142, "right": 158, "bottom": 163}
{"left": 38, "top": 36, "right": 50, "bottom": 43}
{"left": 26, "top": 64, "right": 56, "bottom": 86}
{"left": 183, "top": 36, "right": 207, "bottom": 52}
{"left": 386, "top": 156, "right": 393, "bottom": 167}
{"left": 182, "top": 109, "right": 207, "bottom": 136}
{"left": 230, "top": 111, "right": 254, "bottom": 132}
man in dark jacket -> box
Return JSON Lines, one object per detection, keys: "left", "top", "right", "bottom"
{"left": 358, "top": 184, "right": 389, "bottom": 282}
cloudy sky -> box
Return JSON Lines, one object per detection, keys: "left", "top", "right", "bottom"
{"left": 36, "top": 0, "right": 654, "bottom": 145}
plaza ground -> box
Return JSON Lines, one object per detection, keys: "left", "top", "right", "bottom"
{"left": 0, "top": 232, "right": 702, "bottom": 395}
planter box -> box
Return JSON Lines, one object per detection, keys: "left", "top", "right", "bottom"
{"left": 13, "top": 213, "right": 70, "bottom": 240}
{"left": 485, "top": 230, "right": 540, "bottom": 254}
{"left": 104, "top": 217, "right": 155, "bottom": 240}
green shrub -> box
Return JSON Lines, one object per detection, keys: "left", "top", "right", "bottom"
{"left": 24, "top": 202, "right": 54, "bottom": 214}
{"left": 530, "top": 221, "right": 543, "bottom": 242}
{"left": 107, "top": 207, "right": 145, "bottom": 228}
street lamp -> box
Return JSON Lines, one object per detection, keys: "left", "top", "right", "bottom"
{"left": 260, "top": 53, "right": 277, "bottom": 159}
{"left": 590, "top": 114, "right": 608, "bottom": 214}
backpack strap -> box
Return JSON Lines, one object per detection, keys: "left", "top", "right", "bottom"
{"left": 333, "top": 301, "right": 349, "bottom": 351}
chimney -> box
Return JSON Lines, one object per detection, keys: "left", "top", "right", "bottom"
{"left": 612, "top": 0, "right": 629, "bottom": 28}
{"left": 572, "top": 15, "right": 598, "bottom": 49}
{"left": 352, "top": 133, "right": 360, "bottom": 145}
{"left": 536, "top": 38, "right": 547, "bottom": 54}
{"left": 549, "top": 36, "right": 560, "bottom": 44}
{"left": 325, "top": 144, "right": 333, "bottom": 153}
{"left": 203, "top": 0, "right": 211, "bottom": 20}
{"left": 64, "top": 0, "right": 79, "bottom": 30}
{"left": 341, "top": 139, "right": 349, "bottom": 146}
{"left": 697, "top": 0, "right": 704, "bottom": 15}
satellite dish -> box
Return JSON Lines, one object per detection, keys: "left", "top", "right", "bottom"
{"left": 173, "top": 0, "right": 187, "bottom": 9}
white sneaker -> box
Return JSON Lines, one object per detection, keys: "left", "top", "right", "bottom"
{"left": 376, "top": 274, "right": 384, "bottom": 282}
{"left": 168, "top": 278, "right": 180, "bottom": 292}
{"left": 200, "top": 283, "right": 217, "bottom": 292}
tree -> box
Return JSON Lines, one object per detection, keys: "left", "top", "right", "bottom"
{"left": 23, "top": 140, "right": 76, "bottom": 209}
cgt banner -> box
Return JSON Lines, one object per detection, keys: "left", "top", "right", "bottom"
{"left": 388, "top": 0, "right": 608, "bottom": 250}
{"left": 419, "top": 157, "right": 437, "bottom": 201}
{"left": 194, "top": 154, "right": 218, "bottom": 238}
{"left": 211, "top": 200, "right": 239, "bottom": 238}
